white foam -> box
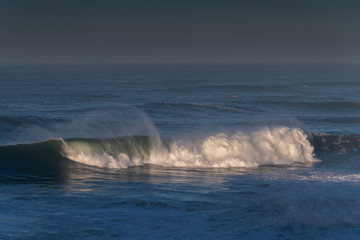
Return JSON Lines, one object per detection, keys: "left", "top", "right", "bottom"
{"left": 152, "top": 127, "right": 317, "bottom": 168}
{"left": 62, "top": 127, "right": 318, "bottom": 169}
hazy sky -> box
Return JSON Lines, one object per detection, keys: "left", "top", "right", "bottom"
{"left": 0, "top": 0, "right": 359, "bottom": 63}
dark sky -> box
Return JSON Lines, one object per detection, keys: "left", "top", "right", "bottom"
{"left": 1, "top": 0, "right": 360, "bottom": 63}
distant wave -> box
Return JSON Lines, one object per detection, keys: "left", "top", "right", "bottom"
{"left": 189, "top": 103, "right": 245, "bottom": 113}
{"left": 142, "top": 102, "right": 251, "bottom": 113}
{"left": 261, "top": 101, "right": 360, "bottom": 111}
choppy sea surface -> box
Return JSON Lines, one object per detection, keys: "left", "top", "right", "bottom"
{"left": 1, "top": 64, "right": 360, "bottom": 239}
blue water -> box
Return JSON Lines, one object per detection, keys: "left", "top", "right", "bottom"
{"left": 1, "top": 64, "right": 360, "bottom": 239}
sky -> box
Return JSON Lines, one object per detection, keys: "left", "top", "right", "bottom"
{"left": 0, "top": 0, "right": 359, "bottom": 64}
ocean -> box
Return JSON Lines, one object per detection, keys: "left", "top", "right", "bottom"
{"left": 1, "top": 63, "right": 360, "bottom": 239}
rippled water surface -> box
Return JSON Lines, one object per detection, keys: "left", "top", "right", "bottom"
{"left": 1, "top": 64, "right": 360, "bottom": 239}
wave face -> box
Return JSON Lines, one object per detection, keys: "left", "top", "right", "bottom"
{"left": 60, "top": 127, "right": 317, "bottom": 169}
{"left": 63, "top": 136, "right": 155, "bottom": 169}
{"left": 0, "top": 140, "right": 72, "bottom": 177}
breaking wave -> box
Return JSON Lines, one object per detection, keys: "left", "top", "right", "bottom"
{"left": 0, "top": 127, "right": 322, "bottom": 172}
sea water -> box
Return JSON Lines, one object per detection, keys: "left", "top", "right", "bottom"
{"left": 1, "top": 64, "right": 360, "bottom": 239}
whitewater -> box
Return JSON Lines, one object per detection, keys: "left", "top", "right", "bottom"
{"left": 62, "top": 127, "right": 317, "bottom": 169}
{"left": 1, "top": 64, "right": 360, "bottom": 239}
